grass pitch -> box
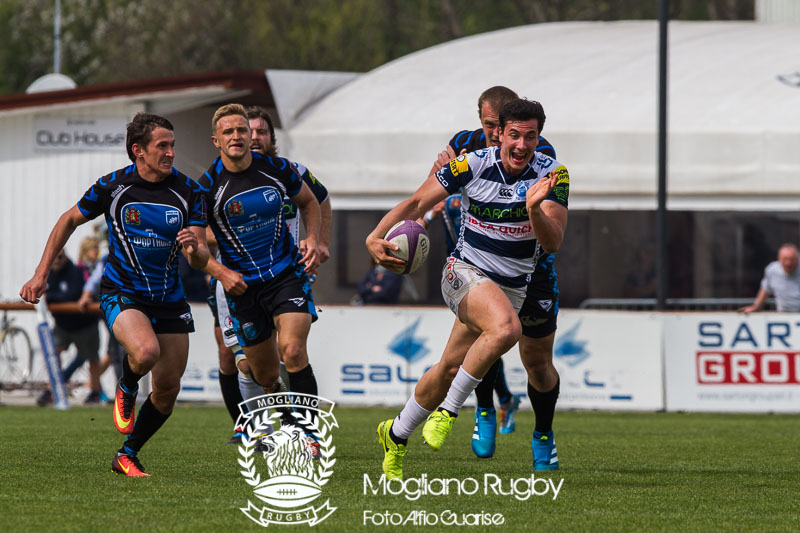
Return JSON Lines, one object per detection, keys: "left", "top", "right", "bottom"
{"left": 0, "top": 405, "right": 798, "bottom": 532}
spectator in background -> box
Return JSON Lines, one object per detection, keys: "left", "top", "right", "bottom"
{"left": 78, "top": 255, "right": 126, "bottom": 390}
{"left": 739, "top": 243, "right": 800, "bottom": 313}
{"left": 37, "top": 250, "right": 102, "bottom": 405}
{"left": 76, "top": 236, "right": 101, "bottom": 280}
{"left": 352, "top": 259, "right": 404, "bottom": 306}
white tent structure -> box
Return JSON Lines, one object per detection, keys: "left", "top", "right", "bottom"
{"left": 287, "top": 21, "right": 800, "bottom": 211}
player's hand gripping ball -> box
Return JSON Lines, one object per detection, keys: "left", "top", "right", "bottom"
{"left": 385, "top": 220, "right": 430, "bottom": 274}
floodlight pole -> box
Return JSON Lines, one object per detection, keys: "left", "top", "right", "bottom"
{"left": 656, "top": 0, "right": 669, "bottom": 310}
{"left": 53, "top": 0, "right": 61, "bottom": 74}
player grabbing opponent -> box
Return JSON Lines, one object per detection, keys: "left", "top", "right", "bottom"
{"left": 435, "top": 86, "right": 564, "bottom": 466}
{"left": 369, "top": 99, "right": 568, "bottom": 479}
{"left": 21, "top": 113, "right": 209, "bottom": 477}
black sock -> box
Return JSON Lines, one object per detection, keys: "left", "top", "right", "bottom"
{"left": 439, "top": 407, "right": 458, "bottom": 418}
{"left": 388, "top": 425, "right": 408, "bottom": 446}
{"left": 528, "top": 378, "right": 560, "bottom": 434}
{"left": 122, "top": 394, "right": 170, "bottom": 454}
{"left": 219, "top": 370, "right": 243, "bottom": 423}
{"left": 475, "top": 360, "right": 500, "bottom": 409}
{"left": 288, "top": 365, "right": 318, "bottom": 428}
{"left": 121, "top": 355, "right": 143, "bottom": 391}
{"left": 493, "top": 359, "right": 512, "bottom": 404}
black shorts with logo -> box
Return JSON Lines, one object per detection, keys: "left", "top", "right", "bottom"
{"left": 225, "top": 264, "right": 317, "bottom": 347}
{"left": 518, "top": 272, "right": 559, "bottom": 339}
{"left": 100, "top": 292, "right": 195, "bottom": 335}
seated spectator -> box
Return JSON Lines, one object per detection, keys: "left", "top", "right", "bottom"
{"left": 352, "top": 260, "right": 404, "bottom": 305}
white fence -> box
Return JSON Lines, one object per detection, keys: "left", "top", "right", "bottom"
{"left": 176, "top": 306, "right": 800, "bottom": 413}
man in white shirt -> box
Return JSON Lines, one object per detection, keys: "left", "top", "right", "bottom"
{"left": 740, "top": 243, "right": 800, "bottom": 313}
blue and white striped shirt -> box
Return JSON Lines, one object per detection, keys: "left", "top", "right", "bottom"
{"left": 435, "top": 147, "right": 569, "bottom": 288}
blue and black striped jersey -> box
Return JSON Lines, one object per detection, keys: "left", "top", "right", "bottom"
{"left": 77, "top": 164, "right": 206, "bottom": 303}
{"left": 198, "top": 153, "right": 303, "bottom": 285}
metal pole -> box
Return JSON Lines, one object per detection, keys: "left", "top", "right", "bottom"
{"left": 54, "top": 0, "right": 61, "bottom": 74}
{"left": 656, "top": 0, "right": 669, "bottom": 310}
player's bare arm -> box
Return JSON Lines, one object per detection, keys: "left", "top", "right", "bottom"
{"left": 20, "top": 205, "right": 88, "bottom": 304}
{"left": 366, "top": 173, "right": 447, "bottom": 270}
{"left": 178, "top": 226, "right": 209, "bottom": 270}
{"left": 293, "top": 181, "right": 322, "bottom": 273}
{"left": 526, "top": 172, "right": 567, "bottom": 253}
{"left": 203, "top": 256, "right": 247, "bottom": 295}
{"left": 318, "top": 198, "right": 332, "bottom": 263}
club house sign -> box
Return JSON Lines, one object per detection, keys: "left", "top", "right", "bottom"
{"left": 34, "top": 117, "right": 127, "bottom": 152}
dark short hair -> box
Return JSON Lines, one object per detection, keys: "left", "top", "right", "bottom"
{"left": 499, "top": 98, "right": 546, "bottom": 133}
{"left": 245, "top": 106, "right": 278, "bottom": 156}
{"left": 126, "top": 112, "right": 174, "bottom": 162}
{"left": 478, "top": 86, "right": 518, "bottom": 115}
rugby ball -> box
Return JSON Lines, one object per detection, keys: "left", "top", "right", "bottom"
{"left": 385, "top": 220, "right": 430, "bottom": 274}
{"left": 254, "top": 475, "right": 322, "bottom": 509}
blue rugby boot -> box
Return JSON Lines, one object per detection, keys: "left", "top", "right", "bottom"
{"left": 471, "top": 407, "right": 497, "bottom": 458}
{"left": 498, "top": 394, "right": 521, "bottom": 434}
{"left": 532, "top": 430, "right": 559, "bottom": 471}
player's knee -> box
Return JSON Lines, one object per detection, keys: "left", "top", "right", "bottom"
{"left": 129, "top": 338, "right": 160, "bottom": 368}
{"left": 280, "top": 342, "right": 308, "bottom": 369}
{"left": 490, "top": 318, "right": 522, "bottom": 351}
{"left": 236, "top": 357, "right": 252, "bottom": 378}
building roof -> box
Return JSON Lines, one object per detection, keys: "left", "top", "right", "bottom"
{"left": 287, "top": 21, "right": 800, "bottom": 210}
{"left": 0, "top": 70, "right": 275, "bottom": 119}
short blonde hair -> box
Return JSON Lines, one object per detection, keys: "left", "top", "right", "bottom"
{"left": 211, "top": 103, "right": 247, "bottom": 135}
{"left": 78, "top": 236, "right": 100, "bottom": 264}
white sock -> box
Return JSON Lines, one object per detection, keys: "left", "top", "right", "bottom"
{"left": 239, "top": 372, "right": 266, "bottom": 401}
{"left": 238, "top": 373, "right": 274, "bottom": 435}
{"left": 391, "top": 396, "right": 432, "bottom": 440}
{"left": 440, "top": 366, "right": 481, "bottom": 415}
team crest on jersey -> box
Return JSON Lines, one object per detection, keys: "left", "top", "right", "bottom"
{"left": 263, "top": 191, "right": 279, "bottom": 205}
{"left": 165, "top": 209, "right": 180, "bottom": 226}
{"left": 449, "top": 154, "right": 469, "bottom": 176}
{"left": 515, "top": 182, "right": 529, "bottom": 199}
{"left": 124, "top": 206, "right": 141, "bottom": 225}
{"left": 228, "top": 200, "right": 244, "bottom": 217}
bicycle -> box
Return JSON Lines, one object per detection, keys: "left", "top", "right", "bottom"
{"left": 0, "top": 310, "right": 35, "bottom": 390}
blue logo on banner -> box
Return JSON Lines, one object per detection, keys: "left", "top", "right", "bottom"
{"left": 553, "top": 321, "right": 590, "bottom": 367}
{"left": 387, "top": 317, "right": 429, "bottom": 363}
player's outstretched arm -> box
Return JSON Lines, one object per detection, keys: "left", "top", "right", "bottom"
{"left": 20, "top": 205, "right": 88, "bottom": 304}
{"left": 366, "top": 174, "right": 447, "bottom": 272}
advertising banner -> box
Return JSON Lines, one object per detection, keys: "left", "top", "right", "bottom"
{"left": 664, "top": 314, "right": 800, "bottom": 412}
